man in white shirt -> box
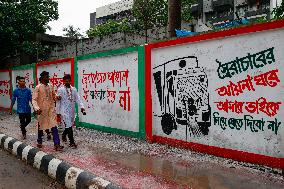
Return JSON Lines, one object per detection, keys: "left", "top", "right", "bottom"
{"left": 56, "top": 74, "right": 85, "bottom": 148}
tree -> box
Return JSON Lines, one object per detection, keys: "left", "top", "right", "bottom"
{"left": 0, "top": 0, "right": 58, "bottom": 62}
{"left": 181, "top": 0, "right": 197, "bottom": 21}
{"left": 272, "top": 1, "right": 284, "bottom": 19}
{"left": 132, "top": 0, "right": 196, "bottom": 41}
{"left": 132, "top": 0, "right": 168, "bottom": 42}
{"left": 63, "top": 25, "right": 83, "bottom": 56}
{"left": 87, "top": 18, "right": 132, "bottom": 38}
{"left": 167, "top": 0, "right": 181, "bottom": 38}
{"left": 63, "top": 25, "right": 83, "bottom": 39}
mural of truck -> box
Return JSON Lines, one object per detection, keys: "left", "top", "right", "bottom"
{"left": 153, "top": 56, "right": 211, "bottom": 138}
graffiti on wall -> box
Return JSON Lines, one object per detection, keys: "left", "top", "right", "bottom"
{"left": 216, "top": 47, "right": 275, "bottom": 79}
{"left": 81, "top": 69, "right": 131, "bottom": 111}
{"left": 37, "top": 63, "right": 71, "bottom": 92}
{"left": 214, "top": 47, "right": 282, "bottom": 135}
{"left": 0, "top": 79, "right": 10, "bottom": 96}
{"left": 24, "top": 72, "right": 34, "bottom": 89}
{"left": 49, "top": 72, "right": 65, "bottom": 89}
{"left": 153, "top": 56, "right": 211, "bottom": 138}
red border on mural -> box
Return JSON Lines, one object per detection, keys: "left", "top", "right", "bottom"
{"left": 35, "top": 58, "right": 74, "bottom": 86}
{"left": 0, "top": 69, "right": 12, "bottom": 111}
{"left": 145, "top": 20, "right": 284, "bottom": 169}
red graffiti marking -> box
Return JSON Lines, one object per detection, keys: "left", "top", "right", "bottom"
{"left": 83, "top": 88, "right": 90, "bottom": 101}
{"left": 82, "top": 69, "right": 131, "bottom": 112}
{"left": 49, "top": 73, "right": 64, "bottom": 89}
{"left": 0, "top": 80, "right": 10, "bottom": 96}
{"left": 119, "top": 87, "right": 131, "bottom": 111}
{"left": 0, "top": 80, "right": 10, "bottom": 88}
{"left": 24, "top": 73, "right": 34, "bottom": 89}
{"left": 216, "top": 69, "right": 280, "bottom": 97}
{"left": 107, "top": 89, "right": 116, "bottom": 103}
{"left": 82, "top": 69, "right": 129, "bottom": 89}
{"left": 215, "top": 97, "right": 282, "bottom": 117}
{"left": 0, "top": 89, "right": 9, "bottom": 95}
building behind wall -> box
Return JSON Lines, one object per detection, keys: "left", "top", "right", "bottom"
{"left": 191, "top": 0, "right": 282, "bottom": 27}
{"left": 90, "top": 0, "right": 134, "bottom": 28}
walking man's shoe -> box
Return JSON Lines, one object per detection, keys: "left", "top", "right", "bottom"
{"left": 54, "top": 144, "right": 64, "bottom": 151}
{"left": 62, "top": 136, "right": 67, "bottom": 143}
{"left": 23, "top": 134, "right": 26, "bottom": 140}
{"left": 69, "top": 143, "right": 77, "bottom": 149}
{"left": 37, "top": 143, "right": 42, "bottom": 148}
{"left": 47, "top": 134, "right": 52, "bottom": 141}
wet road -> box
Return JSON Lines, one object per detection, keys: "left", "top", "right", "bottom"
{"left": 61, "top": 145, "right": 284, "bottom": 189}
{"left": 1, "top": 112, "right": 284, "bottom": 189}
{"left": 0, "top": 149, "right": 64, "bottom": 189}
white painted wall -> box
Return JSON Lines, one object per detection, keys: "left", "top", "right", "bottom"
{"left": 151, "top": 28, "right": 284, "bottom": 158}
{"left": 77, "top": 52, "right": 139, "bottom": 132}
{"left": 0, "top": 71, "right": 11, "bottom": 109}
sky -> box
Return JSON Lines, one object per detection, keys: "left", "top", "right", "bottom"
{"left": 46, "top": 0, "right": 121, "bottom": 37}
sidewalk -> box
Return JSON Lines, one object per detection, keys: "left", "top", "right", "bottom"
{"left": 0, "top": 111, "right": 283, "bottom": 189}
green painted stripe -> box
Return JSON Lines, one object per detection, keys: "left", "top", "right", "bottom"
{"left": 138, "top": 45, "right": 145, "bottom": 139}
{"left": 32, "top": 63, "right": 36, "bottom": 88}
{"left": 74, "top": 56, "right": 79, "bottom": 126}
{"left": 77, "top": 122, "right": 140, "bottom": 138}
{"left": 12, "top": 64, "right": 34, "bottom": 70}
{"left": 77, "top": 46, "right": 139, "bottom": 61}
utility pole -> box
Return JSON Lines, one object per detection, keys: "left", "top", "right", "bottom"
{"left": 167, "top": 0, "right": 181, "bottom": 38}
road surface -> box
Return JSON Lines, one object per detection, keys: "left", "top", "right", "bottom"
{"left": 0, "top": 149, "right": 64, "bottom": 189}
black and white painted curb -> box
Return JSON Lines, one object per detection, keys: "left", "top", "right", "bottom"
{"left": 0, "top": 133, "right": 121, "bottom": 189}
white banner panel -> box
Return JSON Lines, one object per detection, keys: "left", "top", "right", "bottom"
{"left": 0, "top": 71, "right": 11, "bottom": 109}
{"left": 151, "top": 28, "right": 284, "bottom": 157}
{"left": 77, "top": 52, "right": 139, "bottom": 132}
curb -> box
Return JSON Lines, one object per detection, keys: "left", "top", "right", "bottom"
{"left": 0, "top": 133, "right": 121, "bottom": 189}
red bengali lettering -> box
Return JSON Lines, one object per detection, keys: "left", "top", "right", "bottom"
{"left": 216, "top": 69, "right": 280, "bottom": 97}
{"left": 216, "top": 97, "right": 281, "bottom": 117}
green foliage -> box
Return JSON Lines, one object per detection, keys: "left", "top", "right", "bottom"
{"left": 87, "top": 18, "right": 132, "bottom": 38}
{"left": 63, "top": 25, "right": 83, "bottom": 39}
{"left": 272, "top": 1, "right": 284, "bottom": 19}
{"left": 0, "top": 0, "right": 58, "bottom": 59}
{"left": 87, "top": 0, "right": 197, "bottom": 39}
{"left": 21, "top": 41, "right": 50, "bottom": 57}
{"left": 132, "top": 0, "right": 168, "bottom": 30}
{"left": 181, "top": 0, "right": 197, "bottom": 21}
{"left": 132, "top": 0, "right": 196, "bottom": 29}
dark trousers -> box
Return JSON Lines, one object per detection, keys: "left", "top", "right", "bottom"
{"left": 62, "top": 127, "right": 75, "bottom": 145}
{"left": 37, "top": 126, "right": 60, "bottom": 145}
{"left": 19, "top": 113, "right": 31, "bottom": 136}
{"left": 45, "top": 129, "right": 50, "bottom": 135}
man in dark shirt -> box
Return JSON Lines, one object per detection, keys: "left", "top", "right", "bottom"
{"left": 10, "top": 77, "right": 32, "bottom": 139}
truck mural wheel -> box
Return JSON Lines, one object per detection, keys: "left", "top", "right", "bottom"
{"left": 161, "top": 113, "right": 175, "bottom": 135}
{"left": 197, "top": 122, "right": 210, "bottom": 135}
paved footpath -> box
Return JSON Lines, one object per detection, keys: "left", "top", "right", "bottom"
{"left": 0, "top": 148, "right": 64, "bottom": 189}
{"left": 0, "top": 112, "right": 283, "bottom": 189}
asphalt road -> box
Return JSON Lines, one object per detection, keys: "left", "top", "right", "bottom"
{"left": 0, "top": 149, "right": 65, "bottom": 189}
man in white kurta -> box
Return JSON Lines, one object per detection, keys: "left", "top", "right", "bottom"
{"left": 56, "top": 74, "right": 85, "bottom": 148}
